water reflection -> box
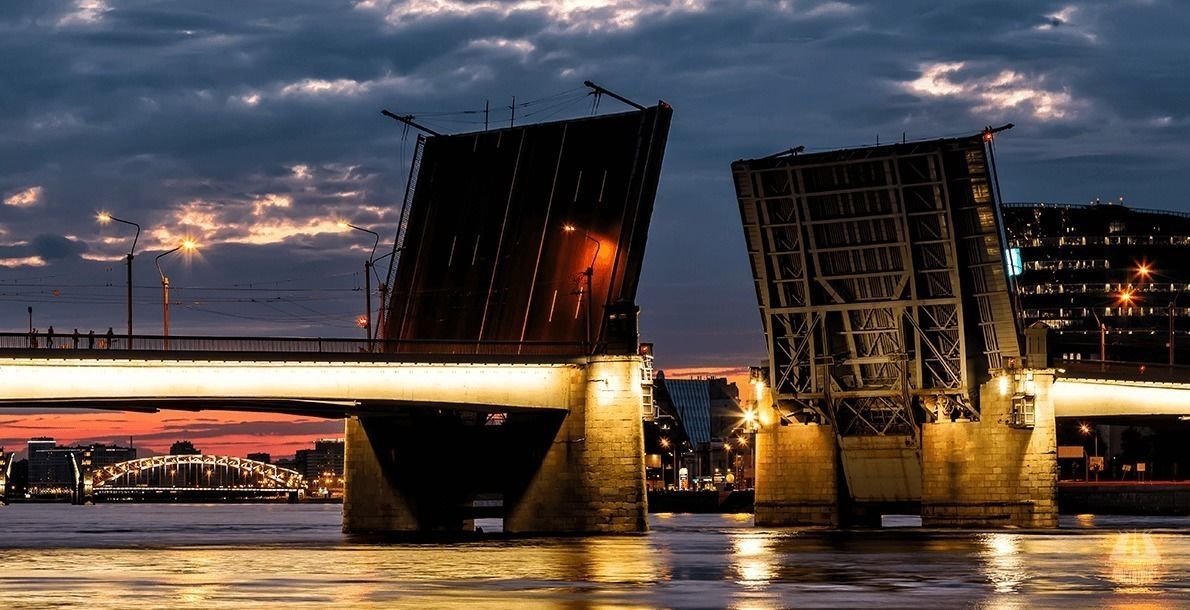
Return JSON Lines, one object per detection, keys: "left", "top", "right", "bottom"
{"left": 731, "top": 531, "right": 775, "bottom": 586}
{"left": 1, "top": 506, "right": 1188, "bottom": 608}
{"left": 979, "top": 533, "right": 1027, "bottom": 594}
{"left": 1106, "top": 532, "right": 1165, "bottom": 593}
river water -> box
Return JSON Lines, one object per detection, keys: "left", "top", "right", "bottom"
{"left": 0, "top": 504, "right": 1186, "bottom": 608}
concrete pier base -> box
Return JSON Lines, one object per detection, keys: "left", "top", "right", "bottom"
{"left": 342, "top": 355, "right": 649, "bottom": 535}
{"left": 343, "top": 415, "right": 452, "bottom": 533}
{"left": 754, "top": 408, "right": 838, "bottom": 527}
{"left": 921, "top": 371, "right": 1058, "bottom": 528}
{"left": 505, "top": 356, "right": 648, "bottom": 534}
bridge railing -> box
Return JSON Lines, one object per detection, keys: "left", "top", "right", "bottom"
{"left": 0, "top": 332, "right": 586, "bottom": 356}
{"left": 1055, "top": 358, "right": 1190, "bottom": 383}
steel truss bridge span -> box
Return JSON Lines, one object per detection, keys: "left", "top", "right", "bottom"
{"left": 733, "top": 133, "right": 1020, "bottom": 435}
{"left": 91, "top": 454, "right": 304, "bottom": 491}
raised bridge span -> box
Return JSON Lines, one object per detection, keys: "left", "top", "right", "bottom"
{"left": 733, "top": 130, "right": 1190, "bottom": 529}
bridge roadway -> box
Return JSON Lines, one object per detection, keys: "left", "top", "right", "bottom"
{"left": 1052, "top": 360, "right": 1190, "bottom": 419}
{"left": 0, "top": 346, "right": 587, "bottom": 417}
{"left": 0, "top": 334, "right": 652, "bottom": 535}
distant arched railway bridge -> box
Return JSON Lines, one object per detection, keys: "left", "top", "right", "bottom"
{"left": 81, "top": 454, "right": 304, "bottom": 503}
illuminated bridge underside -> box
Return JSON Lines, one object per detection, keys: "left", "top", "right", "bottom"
{"left": 1052, "top": 378, "right": 1190, "bottom": 418}
{"left": 734, "top": 135, "right": 1021, "bottom": 436}
{"left": 0, "top": 355, "right": 585, "bottom": 416}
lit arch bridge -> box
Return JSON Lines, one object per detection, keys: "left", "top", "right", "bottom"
{"left": 77, "top": 454, "right": 305, "bottom": 504}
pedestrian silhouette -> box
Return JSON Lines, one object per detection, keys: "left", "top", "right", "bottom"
{"left": 72, "top": 329, "right": 80, "bottom": 349}
{"left": 106, "top": 327, "right": 115, "bottom": 350}
{"left": 46, "top": 326, "right": 54, "bottom": 349}
{"left": 87, "top": 330, "right": 95, "bottom": 349}
{"left": 30, "top": 328, "right": 38, "bottom": 349}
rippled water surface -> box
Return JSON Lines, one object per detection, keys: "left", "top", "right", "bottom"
{"left": 1, "top": 504, "right": 1187, "bottom": 608}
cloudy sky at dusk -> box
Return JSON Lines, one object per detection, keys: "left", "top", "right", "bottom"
{"left": 2, "top": 0, "right": 1187, "bottom": 456}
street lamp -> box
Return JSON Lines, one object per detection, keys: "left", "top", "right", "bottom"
{"left": 340, "top": 221, "right": 380, "bottom": 347}
{"left": 96, "top": 212, "right": 140, "bottom": 347}
{"left": 154, "top": 239, "right": 198, "bottom": 348}
{"left": 1134, "top": 263, "right": 1183, "bottom": 367}
{"left": 1080, "top": 423, "right": 1100, "bottom": 481}
{"left": 562, "top": 224, "right": 601, "bottom": 352}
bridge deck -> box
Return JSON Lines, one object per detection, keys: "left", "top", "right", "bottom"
{"left": 0, "top": 339, "right": 593, "bottom": 416}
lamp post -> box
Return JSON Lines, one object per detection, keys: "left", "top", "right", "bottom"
{"left": 1136, "top": 263, "right": 1184, "bottom": 367}
{"left": 96, "top": 212, "right": 140, "bottom": 347}
{"left": 154, "top": 239, "right": 198, "bottom": 349}
{"left": 1080, "top": 423, "right": 1100, "bottom": 481}
{"left": 340, "top": 222, "right": 380, "bottom": 348}
{"left": 562, "top": 224, "right": 601, "bottom": 353}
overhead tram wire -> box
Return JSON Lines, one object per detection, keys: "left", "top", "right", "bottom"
{"left": 384, "top": 86, "right": 592, "bottom": 135}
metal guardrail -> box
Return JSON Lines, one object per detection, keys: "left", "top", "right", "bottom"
{"left": 1055, "top": 358, "right": 1190, "bottom": 384}
{"left": 0, "top": 332, "right": 587, "bottom": 356}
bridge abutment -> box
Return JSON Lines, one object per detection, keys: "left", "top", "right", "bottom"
{"left": 505, "top": 356, "right": 648, "bottom": 534}
{"left": 342, "top": 356, "right": 649, "bottom": 535}
{"left": 921, "top": 371, "right": 1058, "bottom": 528}
{"left": 753, "top": 404, "right": 839, "bottom": 527}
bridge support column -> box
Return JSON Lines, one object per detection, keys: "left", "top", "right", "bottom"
{"left": 343, "top": 416, "right": 432, "bottom": 533}
{"left": 921, "top": 370, "right": 1058, "bottom": 528}
{"left": 754, "top": 405, "right": 838, "bottom": 527}
{"left": 504, "top": 355, "right": 648, "bottom": 534}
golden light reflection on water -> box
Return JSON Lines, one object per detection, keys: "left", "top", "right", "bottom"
{"left": 1106, "top": 532, "right": 1165, "bottom": 593}
{"left": 979, "top": 533, "right": 1027, "bottom": 594}
{"left": 731, "top": 531, "right": 775, "bottom": 586}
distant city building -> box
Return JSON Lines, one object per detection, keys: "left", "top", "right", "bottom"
{"left": 25, "top": 439, "right": 137, "bottom": 495}
{"left": 169, "top": 441, "right": 201, "bottom": 456}
{"left": 293, "top": 439, "right": 344, "bottom": 497}
{"left": 648, "top": 374, "right": 751, "bottom": 490}
{"left": 26, "top": 438, "right": 69, "bottom": 489}
{"left": 89, "top": 444, "right": 137, "bottom": 469}
{"left": 1004, "top": 201, "right": 1190, "bottom": 364}
{"left": 293, "top": 439, "right": 344, "bottom": 480}
{"left": 247, "top": 452, "right": 271, "bottom": 464}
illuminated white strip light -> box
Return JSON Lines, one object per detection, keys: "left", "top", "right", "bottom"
{"left": 0, "top": 358, "right": 582, "bottom": 410}
{"left": 1052, "top": 378, "right": 1190, "bottom": 418}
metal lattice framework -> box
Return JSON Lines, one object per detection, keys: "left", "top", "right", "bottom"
{"left": 734, "top": 134, "right": 1021, "bottom": 436}
{"left": 0, "top": 451, "right": 11, "bottom": 502}
{"left": 91, "top": 455, "right": 303, "bottom": 490}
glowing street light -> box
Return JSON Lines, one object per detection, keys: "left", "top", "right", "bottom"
{"left": 1080, "top": 422, "right": 1100, "bottom": 481}
{"left": 562, "top": 223, "right": 601, "bottom": 352}
{"left": 340, "top": 221, "right": 381, "bottom": 347}
{"left": 154, "top": 239, "right": 199, "bottom": 348}
{"left": 96, "top": 212, "right": 141, "bottom": 347}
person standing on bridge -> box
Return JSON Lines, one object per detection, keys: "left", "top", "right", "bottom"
{"left": 72, "top": 329, "right": 80, "bottom": 349}
{"left": 87, "top": 330, "right": 95, "bottom": 349}
{"left": 30, "top": 329, "right": 38, "bottom": 349}
{"left": 105, "top": 327, "right": 114, "bottom": 349}
{"left": 46, "top": 326, "right": 54, "bottom": 349}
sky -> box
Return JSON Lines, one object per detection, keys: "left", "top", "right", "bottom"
{"left": 1, "top": 0, "right": 1188, "bottom": 456}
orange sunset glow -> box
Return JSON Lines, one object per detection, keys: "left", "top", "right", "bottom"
{"left": 0, "top": 410, "right": 341, "bottom": 458}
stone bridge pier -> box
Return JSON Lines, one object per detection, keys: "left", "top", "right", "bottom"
{"left": 342, "top": 355, "right": 649, "bottom": 535}
{"left": 754, "top": 370, "right": 1059, "bottom": 529}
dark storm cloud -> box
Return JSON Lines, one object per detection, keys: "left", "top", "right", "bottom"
{"left": 123, "top": 419, "right": 343, "bottom": 442}
{"left": 0, "top": 0, "right": 1187, "bottom": 366}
